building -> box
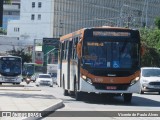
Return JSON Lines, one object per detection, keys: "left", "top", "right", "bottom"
{"left": 3, "top": 0, "right": 20, "bottom": 30}
{"left": 7, "top": 0, "right": 160, "bottom": 43}
{"left": 0, "top": 0, "right": 3, "bottom": 27}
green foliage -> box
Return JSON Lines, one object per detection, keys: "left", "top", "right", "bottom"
{"left": 154, "top": 17, "right": 160, "bottom": 29}
{"left": 4, "top": 0, "right": 11, "bottom": 4}
{"left": 140, "top": 28, "right": 160, "bottom": 67}
{"left": 0, "top": 28, "right": 7, "bottom": 35}
{"left": 7, "top": 48, "right": 32, "bottom": 64}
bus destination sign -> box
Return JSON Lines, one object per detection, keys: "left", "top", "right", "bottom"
{"left": 93, "top": 31, "right": 130, "bottom": 37}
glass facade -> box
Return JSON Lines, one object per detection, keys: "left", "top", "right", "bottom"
{"left": 52, "top": 0, "right": 160, "bottom": 38}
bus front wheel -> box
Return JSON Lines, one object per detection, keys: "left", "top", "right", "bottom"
{"left": 74, "top": 83, "right": 83, "bottom": 101}
{"left": 123, "top": 93, "right": 132, "bottom": 103}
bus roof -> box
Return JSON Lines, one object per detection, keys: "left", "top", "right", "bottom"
{"left": 60, "top": 26, "right": 138, "bottom": 41}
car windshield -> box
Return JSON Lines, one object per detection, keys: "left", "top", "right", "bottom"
{"left": 142, "top": 69, "right": 160, "bottom": 77}
{"left": 82, "top": 41, "right": 139, "bottom": 69}
{"left": 39, "top": 75, "right": 51, "bottom": 78}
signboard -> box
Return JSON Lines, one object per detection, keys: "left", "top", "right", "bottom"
{"left": 42, "top": 38, "right": 59, "bottom": 66}
{"left": 93, "top": 31, "right": 130, "bottom": 37}
{"left": 35, "top": 51, "right": 43, "bottom": 65}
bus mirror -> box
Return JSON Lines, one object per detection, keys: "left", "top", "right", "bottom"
{"left": 77, "top": 43, "right": 82, "bottom": 58}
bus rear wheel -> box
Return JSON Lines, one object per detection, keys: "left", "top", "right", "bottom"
{"left": 123, "top": 93, "right": 132, "bottom": 103}
{"left": 63, "top": 78, "right": 69, "bottom": 96}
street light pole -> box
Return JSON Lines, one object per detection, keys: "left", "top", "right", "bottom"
{"left": 44, "top": 48, "right": 58, "bottom": 65}
{"left": 32, "top": 39, "right": 36, "bottom": 63}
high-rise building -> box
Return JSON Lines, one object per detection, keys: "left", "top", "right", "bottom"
{"left": 7, "top": 0, "right": 160, "bottom": 41}
{"left": 3, "top": 0, "right": 20, "bottom": 30}
{"left": 0, "top": 0, "right": 3, "bottom": 27}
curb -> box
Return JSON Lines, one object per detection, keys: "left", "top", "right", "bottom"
{"left": 0, "top": 85, "right": 24, "bottom": 87}
{"left": 0, "top": 88, "right": 41, "bottom": 91}
{"left": 24, "top": 100, "right": 64, "bottom": 120}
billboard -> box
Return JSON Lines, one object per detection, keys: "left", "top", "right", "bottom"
{"left": 35, "top": 51, "right": 43, "bottom": 66}
{"left": 42, "top": 38, "right": 59, "bottom": 66}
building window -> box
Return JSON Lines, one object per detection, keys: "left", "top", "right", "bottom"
{"left": 38, "top": 14, "right": 41, "bottom": 20}
{"left": 38, "top": 2, "right": 42, "bottom": 8}
{"left": 32, "top": 2, "right": 35, "bottom": 8}
{"left": 31, "top": 14, "right": 35, "bottom": 20}
{"left": 14, "top": 27, "right": 20, "bottom": 32}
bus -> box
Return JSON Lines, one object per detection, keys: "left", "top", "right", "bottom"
{"left": 0, "top": 56, "right": 22, "bottom": 84}
{"left": 23, "top": 63, "right": 36, "bottom": 81}
{"left": 23, "top": 63, "right": 35, "bottom": 76}
{"left": 57, "top": 26, "right": 141, "bottom": 103}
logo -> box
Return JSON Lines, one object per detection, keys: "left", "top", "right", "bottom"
{"left": 2, "top": 112, "right": 11, "bottom": 117}
{"left": 109, "top": 79, "right": 114, "bottom": 83}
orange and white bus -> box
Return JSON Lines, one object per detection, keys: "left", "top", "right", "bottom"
{"left": 57, "top": 26, "right": 141, "bottom": 103}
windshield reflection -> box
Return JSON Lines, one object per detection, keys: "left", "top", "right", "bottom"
{"left": 0, "top": 59, "right": 21, "bottom": 75}
{"left": 82, "top": 41, "right": 139, "bottom": 69}
{"left": 142, "top": 69, "right": 160, "bottom": 77}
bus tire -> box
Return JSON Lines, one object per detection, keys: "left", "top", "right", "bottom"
{"left": 74, "top": 81, "right": 83, "bottom": 101}
{"left": 123, "top": 93, "right": 132, "bottom": 103}
{"left": 63, "top": 76, "right": 69, "bottom": 96}
{"left": 75, "top": 91, "right": 83, "bottom": 101}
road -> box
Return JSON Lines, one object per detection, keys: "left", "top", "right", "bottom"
{"left": 28, "top": 82, "right": 160, "bottom": 120}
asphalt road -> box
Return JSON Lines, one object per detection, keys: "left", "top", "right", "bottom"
{"left": 32, "top": 83, "right": 160, "bottom": 120}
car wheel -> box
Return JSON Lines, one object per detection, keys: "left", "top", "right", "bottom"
{"left": 158, "top": 92, "right": 160, "bottom": 95}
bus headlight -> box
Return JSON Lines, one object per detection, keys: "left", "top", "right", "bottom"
{"left": 82, "top": 75, "right": 87, "bottom": 80}
{"left": 130, "top": 77, "right": 140, "bottom": 86}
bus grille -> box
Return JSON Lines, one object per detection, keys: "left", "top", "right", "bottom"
{"left": 93, "top": 83, "right": 130, "bottom": 90}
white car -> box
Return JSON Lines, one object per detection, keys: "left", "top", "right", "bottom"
{"left": 36, "top": 74, "right": 53, "bottom": 87}
{"left": 140, "top": 67, "right": 160, "bottom": 94}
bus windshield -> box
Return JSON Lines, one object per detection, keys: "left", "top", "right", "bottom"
{"left": 23, "top": 64, "right": 35, "bottom": 76}
{"left": 82, "top": 41, "right": 139, "bottom": 69}
{"left": 0, "top": 57, "right": 21, "bottom": 76}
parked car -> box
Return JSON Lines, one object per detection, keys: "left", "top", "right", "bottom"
{"left": 140, "top": 67, "right": 160, "bottom": 94}
{"left": 36, "top": 74, "right": 53, "bottom": 87}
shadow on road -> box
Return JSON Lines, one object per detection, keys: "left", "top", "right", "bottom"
{"left": 0, "top": 92, "right": 56, "bottom": 99}
{"left": 73, "top": 93, "right": 160, "bottom": 107}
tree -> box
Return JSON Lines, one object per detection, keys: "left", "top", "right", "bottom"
{"left": 155, "top": 17, "right": 160, "bottom": 29}
{"left": 140, "top": 28, "right": 160, "bottom": 67}
{"left": 7, "top": 48, "right": 32, "bottom": 64}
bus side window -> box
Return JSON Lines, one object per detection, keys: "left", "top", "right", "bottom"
{"left": 74, "top": 37, "right": 79, "bottom": 59}
{"left": 62, "top": 41, "right": 68, "bottom": 60}
{"left": 60, "top": 43, "right": 63, "bottom": 60}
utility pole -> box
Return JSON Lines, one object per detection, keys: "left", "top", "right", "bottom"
{"left": 32, "top": 39, "right": 36, "bottom": 63}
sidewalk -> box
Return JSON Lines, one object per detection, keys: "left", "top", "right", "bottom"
{"left": 0, "top": 83, "right": 64, "bottom": 120}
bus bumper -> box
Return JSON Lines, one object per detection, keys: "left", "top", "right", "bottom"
{"left": 0, "top": 76, "right": 22, "bottom": 83}
{"left": 79, "top": 78, "right": 141, "bottom": 94}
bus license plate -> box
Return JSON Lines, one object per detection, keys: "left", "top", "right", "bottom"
{"left": 106, "top": 86, "right": 117, "bottom": 90}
